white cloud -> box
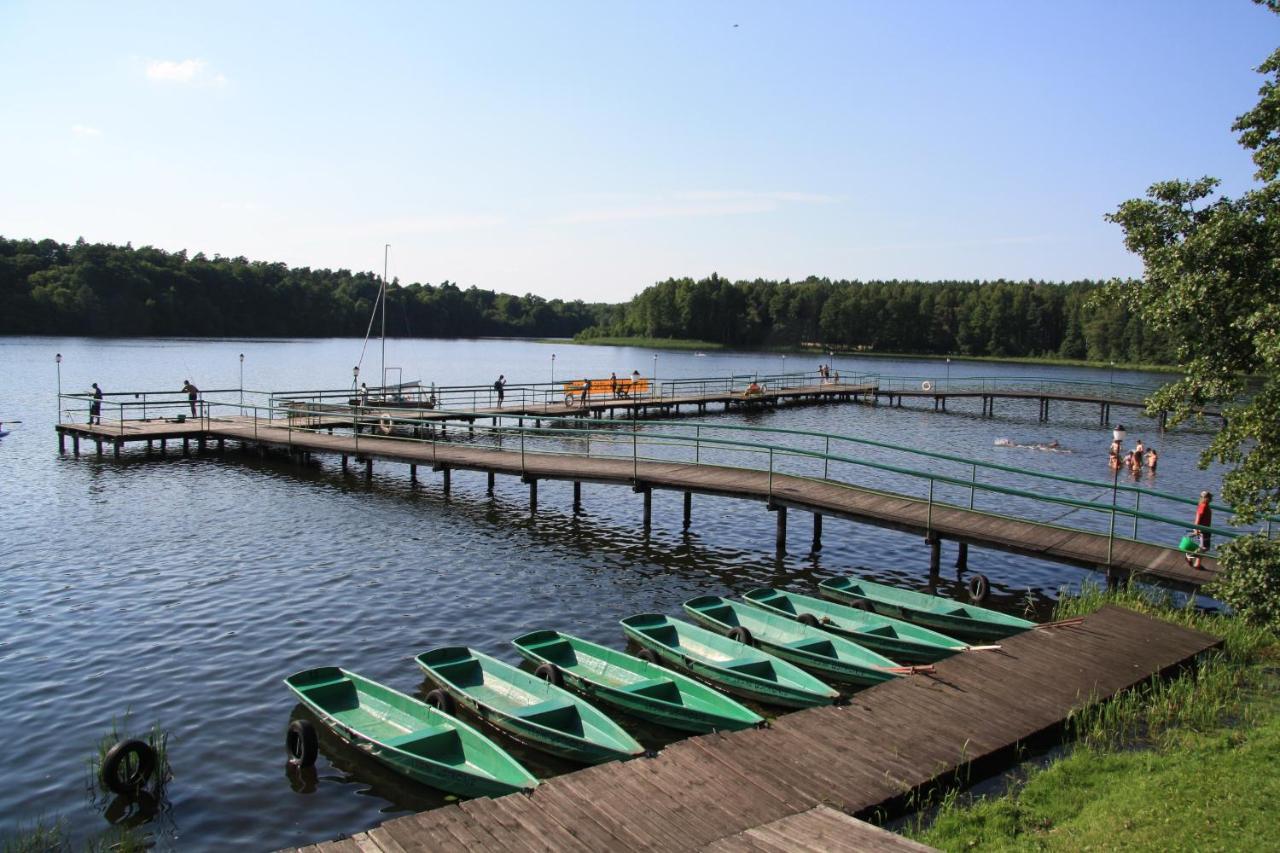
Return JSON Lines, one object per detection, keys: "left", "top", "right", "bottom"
{"left": 549, "top": 190, "right": 837, "bottom": 225}
{"left": 71, "top": 124, "right": 102, "bottom": 137}
{"left": 146, "top": 58, "right": 226, "bottom": 86}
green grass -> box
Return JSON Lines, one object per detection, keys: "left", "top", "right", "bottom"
{"left": 567, "top": 335, "right": 726, "bottom": 351}
{"left": 905, "top": 585, "right": 1279, "bottom": 851}
{"left": 87, "top": 715, "right": 172, "bottom": 801}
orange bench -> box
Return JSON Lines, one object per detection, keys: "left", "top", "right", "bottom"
{"left": 563, "top": 378, "right": 649, "bottom": 404}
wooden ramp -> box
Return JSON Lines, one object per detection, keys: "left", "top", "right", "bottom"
{"left": 289, "top": 606, "right": 1218, "bottom": 853}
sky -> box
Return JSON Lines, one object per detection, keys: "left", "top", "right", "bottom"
{"left": 1, "top": 1, "right": 1276, "bottom": 303}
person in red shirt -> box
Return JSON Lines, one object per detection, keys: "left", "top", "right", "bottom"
{"left": 1188, "top": 491, "right": 1213, "bottom": 569}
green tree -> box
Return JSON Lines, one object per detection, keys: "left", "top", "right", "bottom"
{"left": 1104, "top": 8, "right": 1280, "bottom": 523}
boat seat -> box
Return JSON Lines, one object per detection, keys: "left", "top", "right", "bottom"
{"left": 514, "top": 698, "right": 575, "bottom": 719}
{"left": 786, "top": 638, "right": 836, "bottom": 656}
{"left": 862, "top": 624, "right": 901, "bottom": 637}
{"left": 722, "top": 658, "right": 774, "bottom": 677}
{"left": 382, "top": 726, "right": 456, "bottom": 752}
{"left": 625, "top": 678, "right": 681, "bottom": 702}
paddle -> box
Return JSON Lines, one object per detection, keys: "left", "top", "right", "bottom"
{"left": 964, "top": 644, "right": 1003, "bottom": 652}
{"left": 1034, "top": 617, "right": 1087, "bottom": 630}
{"left": 879, "top": 664, "right": 936, "bottom": 675}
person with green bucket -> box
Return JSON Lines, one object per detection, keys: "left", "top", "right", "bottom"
{"left": 1182, "top": 491, "right": 1213, "bottom": 570}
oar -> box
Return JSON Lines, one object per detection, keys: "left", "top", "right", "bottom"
{"left": 879, "top": 664, "right": 936, "bottom": 675}
{"left": 964, "top": 644, "right": 1003, "bottom": 652}
{"left": 1034, "top": 617, "right": 1087, "bottom": 630}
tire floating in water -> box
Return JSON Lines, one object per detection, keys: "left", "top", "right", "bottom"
{"left": 967, "top": 573, "right": 990, "bottom": 604}
{"left": 287, "top": 719, "right": 318, "bottom": 768}
{"left": 101, "top": 739, "right": 156, "bottom": 794}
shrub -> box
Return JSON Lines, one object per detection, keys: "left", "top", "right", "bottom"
{"left": 1208, "top": 534, "right": 1280, "bottom": 632}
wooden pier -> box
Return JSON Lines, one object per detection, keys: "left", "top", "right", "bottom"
{"left": 874, "top": 388, "right": 1223, "bottom": 428}
{"left": 285, "top": 605, "right": 1219, "bottom": 852}
{"left": 54, "top": 411, "right": 1221, "bottom": 589}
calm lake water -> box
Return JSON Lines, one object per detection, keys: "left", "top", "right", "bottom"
{"left": 0, "top": 337, "right": 1227, "bottom": 850}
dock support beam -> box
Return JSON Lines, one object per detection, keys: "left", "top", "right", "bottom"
{"left": 365, "top": 457, "right": 373, "bottom": 480}
{"left": 72, "top": 434, "right": 79, "bottom": 456}
{"left": 812, "top": 512, "right": 823, "bottom": 552}
{"left": 183, "top": 437, "right": 190, "bottom": 456}
{"left": 642, "top": 487, "right": 652, "bottom": 528}
{"left": 928, "top": 535, "right": 941, "bottom": 579}
{"left": 573, "top": 481, "right": 582, "bottom": 515}
{"left": 342, "top": 454, "right": 348, "bottom": 471}
{"left": 95, "top": 440, "right": 102, "bottom": 458}
{"left": 529, "top": 478, "right": 538, "bottom": 514}
{"left": 683, "top": 491, "right": 692, "bottom": 530}
{"left": 409, "top": 463, "right": 417, "bottom": 483}
{"left": 775, "top": 505, "right": 787, "bottom": 554}
{"left": 113, "top": 440, "right": 120, "bottom": 459}
{"left": 487, "top": 471, "right": 495, "bottom": 496}
{"left": 442, "top": 466, "right": 451, "bottom": 496}
{"left": 955, "top": 541, "right": 968, "bottom": 570}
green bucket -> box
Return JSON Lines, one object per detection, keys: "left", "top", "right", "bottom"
{"left": 1179, "top": 534, "right": 1199, "bottom": 552}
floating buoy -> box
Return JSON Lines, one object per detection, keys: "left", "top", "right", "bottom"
{"left": 101, "top": 739, "right": 156, "bottom": 794}
{"left": 921, "top": 380, "right": 934, "bottom": 392}
{"left": 967, "top": 573, "right": 990, "bottom": 604}
{"left": 286, "top": 720, "right": 317, "bottom": 768}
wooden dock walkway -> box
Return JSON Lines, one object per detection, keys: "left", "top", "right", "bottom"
{"left": 53, "top": 415, "right": 1220, "bottom": 589}
{"left": 286, "top": 605, "right": 1219, "bottom": 852}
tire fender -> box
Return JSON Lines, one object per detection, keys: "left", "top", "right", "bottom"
{"left": 425, "top": 688, "right": 457, "bottom": 716}
{"left": 967, "top": 573, "right": 991, "bottom": 604}
{"left": 534, "top": 662, "right": 564, "bottom": 688}
{"left": 728, "top": 626, "right": 754, "bottom": 647}
{"left": 286, "top": 720, "right": 318, "bottom": 769}
{"left": 797, "top": 613, "right": 820, "bottom": 628}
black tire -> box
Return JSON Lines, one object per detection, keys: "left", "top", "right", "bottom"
{"left": 797, "top": 613, "right": 820, "bottom": 628}
{"left": 426, "top": 688, "right": 457, "bottom": 716}
{"left": 286, "top": 720, "right": 318, "bottom": 769}
{"left": 636, "top": 648, "right": 659, "bottom": 664}
{"left": 848, "top": 599, "right": 871, "bottom": 611}
{"left": 967, "top": 573, "right": 991, "bottom": 604}
{"left": 534, "top": 663, "right": 564, "bottom": 688}
{"left": 728, "top": 626, "right": 754, "bottom": 647}
{"left": 101, "top": 739, "right": 156, "bottom": 794}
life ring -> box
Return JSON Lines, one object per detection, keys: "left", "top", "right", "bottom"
{"left": 425, "top": 688, "right": 457, "bottom": 716}
{"left": 921, "top": 380, "right": 934, "bottom": 392}
{"left": 534, "top": 662, "right": 564, "bottom": 688}
{"left": 286, "top": 720, "right": 318, "bottom": 768}
{"left": 101, "top": 739, "right": 156, "bottom": 794}
{"left": 728, "top": 626, "right": 754, "bottom": 647}
{"left": 966, "top": 573, "right": 990, "bottom": 604}
{"left": 377, "top": 414, "right": 394, "bottom": 435}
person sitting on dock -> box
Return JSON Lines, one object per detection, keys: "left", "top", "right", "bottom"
{"left": 89, "top": 382, "right": 103, "bottom": 425}
{"left": 182, "top": 380, "right": 199, "bottom": 417}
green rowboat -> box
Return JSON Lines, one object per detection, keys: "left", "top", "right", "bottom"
{"left": 742, "top": 587, "right": 968, "bottom": 664}
{"left": 819, "top": 576, "right": 1036, "bottom": 641}
{"left": 284, "top": 667, "right": 538, "bottom": 797}
{"left": 682, "top": 596, "right": 900, "bottom": 687}
{"left": 415, "top": 647, "right": 644, "bottom": 764}
{"left": 620, "top": 613, "right": 839, "bottom": 709}
{"left": 512, "top": 630, "right": 762, "bottom": 733}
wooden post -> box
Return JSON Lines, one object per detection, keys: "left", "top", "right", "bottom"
{"left": 217, "top": 438, "right": 225, "bottom": 453}
{"left": 955, "top": 541, "right": 968, "bottom": 570}
{"left": 113, "top": 439, "right": 121, "bottom": 459}
{"left": 73, "top": 433, "right": 80, "bottom": 456}
{"left": 642, "top": 487, "right": 652, "bottom": 528}
{"left": 487, "top": 471, "right": 495, "bottom": 495}
{"left": 95, "top": 439, "right": 102, "bottom": 458}
{"left": 198, "top": 436, "right": 206, "bottom": 452}
{"left": 928, "top": 535, "right": 941, "bottom": 579}
{"left": 365, "top": 457, "right": 373, "bottom": 479}
{"left": 342, "top": 454, "right": 348, "bottom": 471}
{"left": 442, "top": 466, "right": 451, "bottom": 496}
{"left": 183, "top": 437, "right": 190, "bottom": 456}
{"left": 410, "top": 463, "right": 417, "bottom": 483}
{"left": 683, "top": 491, "right": 692, "bottom": 529}
{"left": 812, "top": 512, "right": 823, "bottom": 552}
{"left": 59, "top": 431, "right": 66, "bottom": 453}
{"left": 573, "top": 481, "right": 582, "bottom": 515}
{"left": 775, "top": 505, "right": 787, "bottom": 554}
{"left": 160, "top": 438, "right": 166, "bottom": 455}
{"left": 529, "top": 478, "right": 538, "bottom": 514}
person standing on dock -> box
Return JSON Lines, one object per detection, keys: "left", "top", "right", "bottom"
{"left": 1188, "top": 491, "right": 1213, "bottom": 570}
{"left": 182, "top": 379, "right": 200, "bottom": 417}
{"left": 89, "top": 382, "right": 102, "bottom": 425}
{"left": 493, "top": 375, "right": 505, "bottom": 407}
{"left": 610, "top": 372, "right": 618, "bottom": 397}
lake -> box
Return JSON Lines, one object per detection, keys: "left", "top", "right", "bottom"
{"left": 0, "top": 336, "right": 1226, "bottom": 850}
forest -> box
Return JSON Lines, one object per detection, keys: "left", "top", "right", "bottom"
{"left": 0, "top": 236, "right": 605, "bottom": 338}
{"left": 1, "top": 236, "right": 1172, "bottom": 364}
{"left": 578, "top": 274, "right": 1174, "bottom": 363}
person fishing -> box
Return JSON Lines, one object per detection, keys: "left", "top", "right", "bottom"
{"left": 89, "top": 382, "right": 103, "bottom": 425}
{"left": 181, "top": 379, "right": 199, "bottom": 417}
{"left": 493, "top": 374, "right": 505, "bottom": 407}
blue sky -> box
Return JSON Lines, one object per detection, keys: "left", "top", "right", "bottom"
{"left": 1, "top": 1, "right": 1275, "bottom": 302}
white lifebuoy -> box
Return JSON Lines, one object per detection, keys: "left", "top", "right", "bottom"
{"left": 921, "top": 380, "right": 934, "bottom": 392}
{"left": 378, "top": 414, "right": 394, "bottom": 435}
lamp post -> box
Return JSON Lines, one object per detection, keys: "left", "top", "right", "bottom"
{"left": 551, "top": 352, "right": 556, "bottom": 386}
{"left": 239, "top": 353, "right": 245, "bottom": 415}
{"left": 946, "top": 357, "right": 951, "bottom": 391}
{"left": 1107, "top": 423, "right": 1127, "bottom": 565}
{"left": 652, "top": 353, "right": 658, "bottom": 399}
{"left": 55, "top": 353, "right": 62, "bottom": 424}
{"left": 353, "top": 364, "right": 360, "bottom": 391}
{"left": 1109, "top": 360, "right": 1115, "bottom": 397}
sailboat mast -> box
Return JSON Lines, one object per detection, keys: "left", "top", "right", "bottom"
{"left": 381, "top": 243, "right": 390, "bottom": 389}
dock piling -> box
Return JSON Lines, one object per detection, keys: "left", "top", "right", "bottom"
{"left": 642, "top": 487, "right": 652, "bottom": 528}
{"left": 410, "top": 463, "right": 417, "bottom": 483}
{"left": 528, "top": 478, "right": 538, "bottom": 514}
{"left": 683, "top": 491, "right": 692, "bottom": 530}
{"left": 955, "top": 541, "right": 969, "bottom": 570}
{"left": 812, "top": 512, "right": 823, "bottom": 552}
{"left": 442, "top": 466, "right": 451, "bottom": 496}
{"left": 928, "top": 535, "right": 941, "bottom": 579}
{"left": 775, "top": 505, "right": 787, "bottom": 554}
{"left": 487, "top": 471, "right": 495, "bottom": 495}
{"left": 573, "top": 481, "right": 582, "bottom": 515}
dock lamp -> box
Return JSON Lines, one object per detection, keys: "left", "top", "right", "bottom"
{"left": 353, "top": 365, "right": 360, "bottom": 391}
{"left": 1107, "top": 423, "right": 1127, "bottom": 564}
{"left": 946, "top": 357, "right": 951, "bottom": 390}
{"left": 239, "top": 353, "right": 245, "bottom": 414}
{"left": 55, "top": 353, "right": 62, "bottom": 424}
{"left": 551, "top": 352, "right": 555, "bottom": 387}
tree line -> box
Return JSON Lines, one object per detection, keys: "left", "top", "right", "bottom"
{"left": 578, "top": 274, "right": 1175, "bottom": 363}
{"left": 0, "top": 236, "right": 607, "bottom": 338}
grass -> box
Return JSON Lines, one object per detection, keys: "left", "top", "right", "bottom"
{"left": 0, "top": 820, "right": 147, "bottom": 853}
{"left": 87, "top": 715, "right": 172, "bottom": 802}
{"left": 905, "top": 584, "right": 1279, "bottom": 851}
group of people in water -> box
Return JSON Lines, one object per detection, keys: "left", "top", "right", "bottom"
{"left": 1110, "top": 435, "right": 1157, "bottom": 474}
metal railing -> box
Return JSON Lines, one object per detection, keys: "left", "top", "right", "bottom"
{"left": 204, "top": 399, "right": 1276, "bottom": 562}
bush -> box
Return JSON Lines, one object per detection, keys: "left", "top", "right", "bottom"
{"left": 1208, "top": 534, "right": 1280, "bottom": 632}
